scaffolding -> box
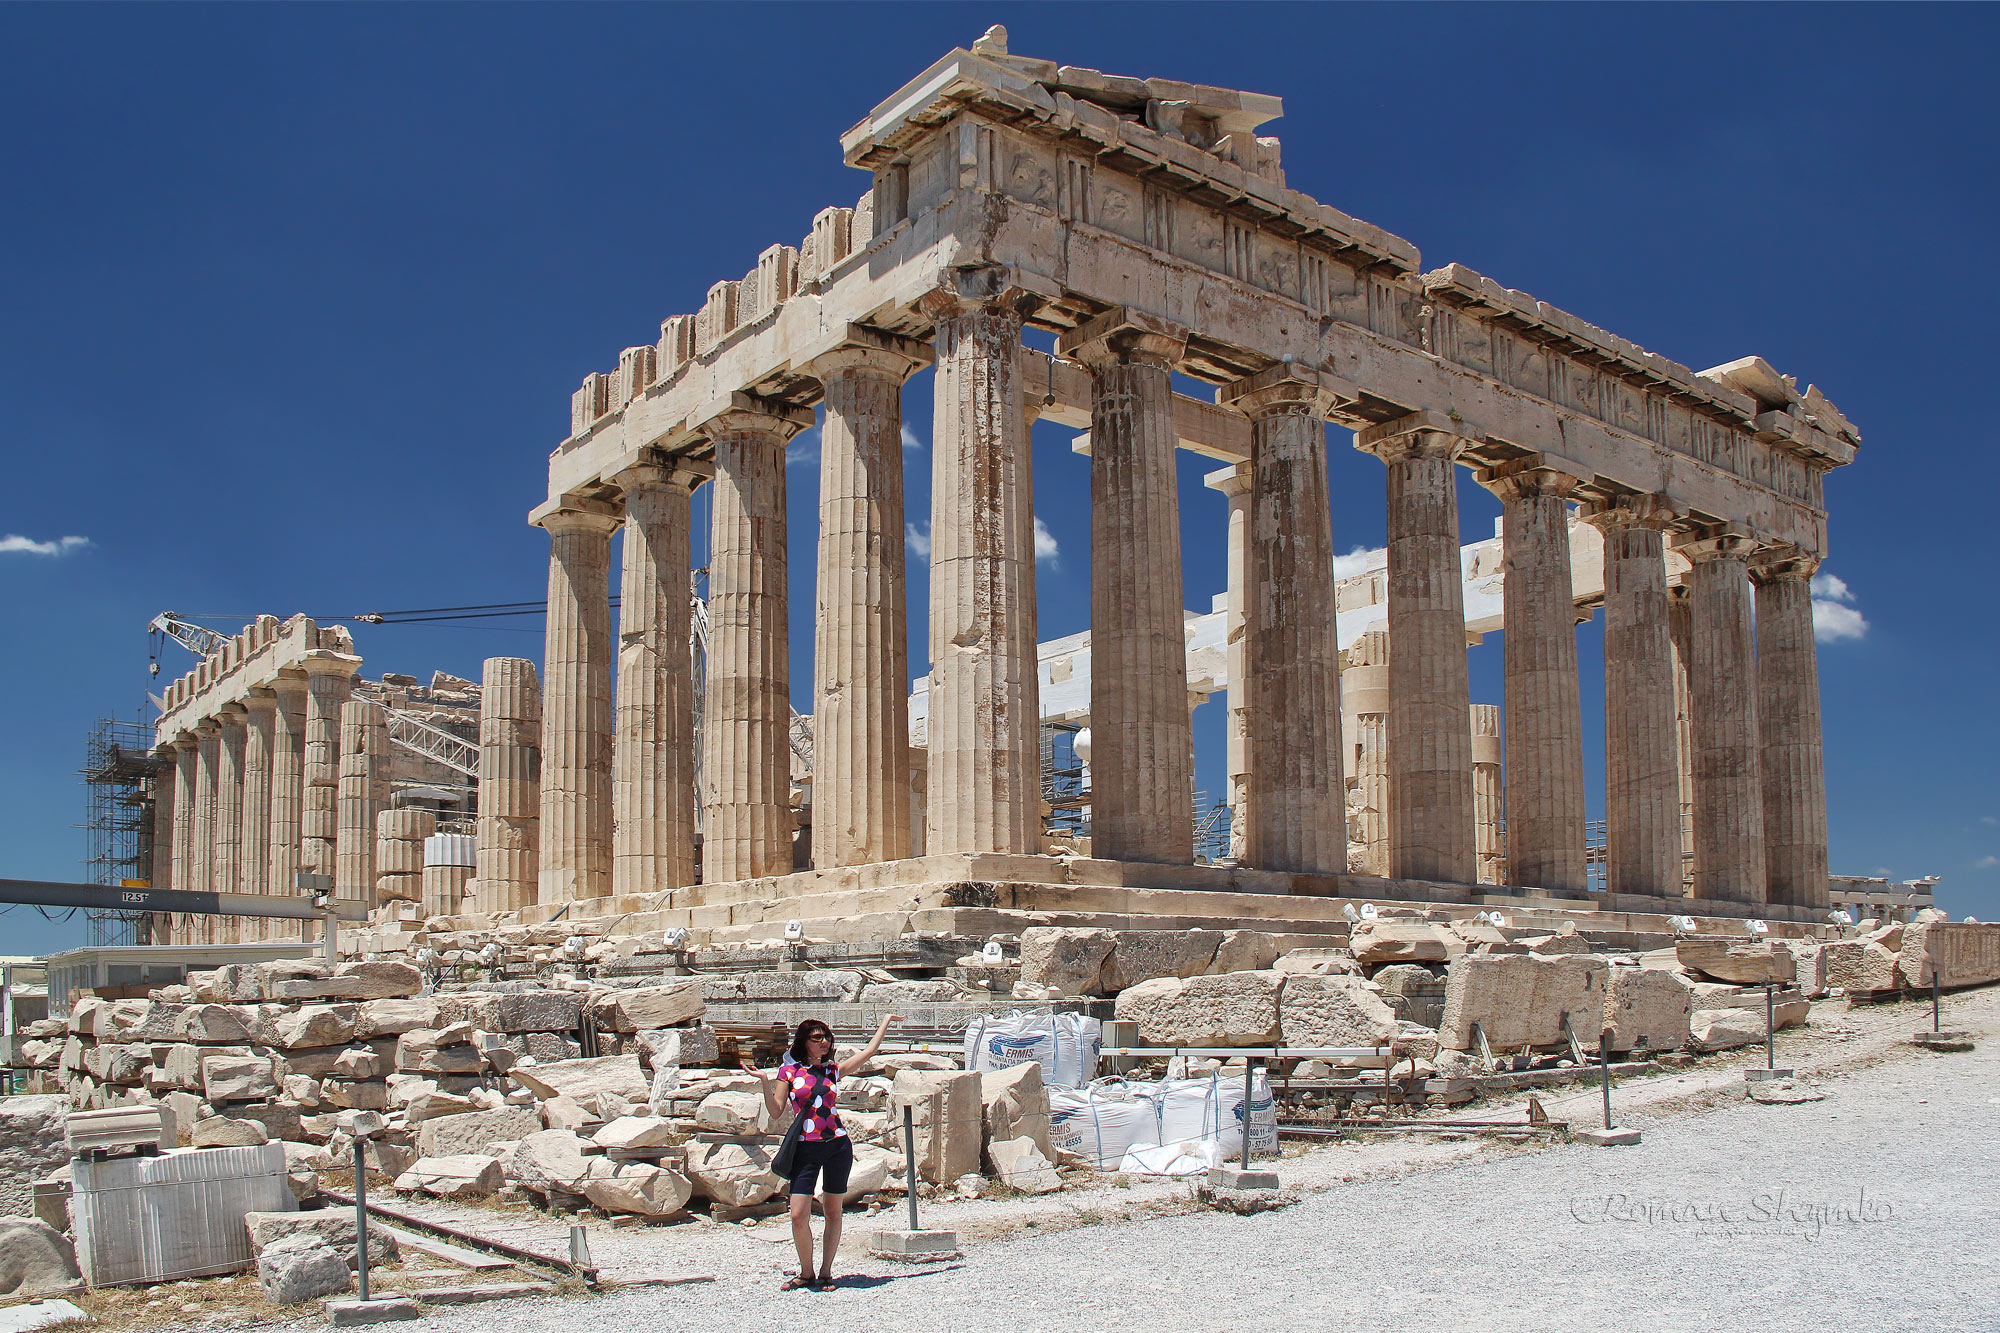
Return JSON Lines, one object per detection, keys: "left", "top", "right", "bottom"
{"left": 80, "top": 717, "right": 159, "bottom": 948}
{"left": 1040, "top": 720, "right": 1087, "bottom": 841}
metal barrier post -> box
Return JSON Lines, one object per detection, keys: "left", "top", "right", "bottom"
{"left": 1241, "top": 1058, "right": 1254, "bottom": 1166}
{"left": 1933, "top": 971, "right": 1941, "bottom": 1033}
{"left": 1765, "top": 983, "right": 1776, "bottom": 1070}
{"left": 901, "top": 1105, "right": 919, "bottom": 1232}
{"left": 352, "top": 1140, "right": 371, "bottom": 1303}
{"left": 1598, "top": 1031, "right": 1613, "bottom": 1130}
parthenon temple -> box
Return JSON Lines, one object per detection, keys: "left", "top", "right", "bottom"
{"left": 151, "top": 30, "right": 1860, "bottom": 948}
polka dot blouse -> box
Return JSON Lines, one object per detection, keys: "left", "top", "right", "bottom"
{"left": 775, "top": 1060, "right": 846, "bottom": 1141}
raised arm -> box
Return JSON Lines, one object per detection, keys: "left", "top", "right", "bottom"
{"left": 838, "top": 1014, "right": 902, "bottom": 1078}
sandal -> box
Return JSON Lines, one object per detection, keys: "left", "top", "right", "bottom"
{"left": 813, "top": 1274, "right": 839, "bottom": 1290}
{"left": 782, "top": 1273, "right": 817, "bottom": 1291}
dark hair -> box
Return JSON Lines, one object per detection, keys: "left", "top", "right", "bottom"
{"left": 789, "top": 1019, "right": 835, "bottom": 1065}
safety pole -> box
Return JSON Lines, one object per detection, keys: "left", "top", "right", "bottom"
{"left": 901, "top": 1105, "right": 919, "bottom": 1232}
{"left": 1933, "top": 971, "right": 1942, "bottom": 1033}
{"left": 1598, "top": 1031, "right": 1613, "bottom": 1130}
{"left": 1765, "top": 983, "right": 1776, "bottom": 1070}
{"left": 1241, "top": 1058, "right": 1254, "bottom": 1166}
{"left": 352, "top": 1140, "right": 371, "bottom": 1303}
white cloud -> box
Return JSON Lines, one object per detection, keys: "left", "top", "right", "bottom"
{"left": 1333, "top": 545, "right": 1383, "bottom": 580}
{"left": 785, "top": 426, "right": 820, "bottom": 470}
{"left": 1033, "top": 516, "right": 1059, "bottom": 567}
{"left": 905, "top": 522, "right": 930, "bottom": 562}
{"left": 1810, "top": 566, "right": 1867, "bottom": 642}
{"left": 901, "top": 424, "right": 924, "bottom": 451}
{"left": 1977, "top": 855, "right": 1999, "bottom": 870}
{"left": 0, "top": 534, "right": 90, "bottom": 557}
{"left": 1983, "top": 816, "right": 1998, "bottom": 827}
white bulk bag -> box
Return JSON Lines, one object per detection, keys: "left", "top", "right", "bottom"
{"left": 1153, "top": 1072, "right": 1278, "bottom": 1160}
{"left": 1047, "top": 1079, "right": 1160, "bottom": 1168}
{"left": 963, "top": 1011, "right": 1102, "bottom": 1087}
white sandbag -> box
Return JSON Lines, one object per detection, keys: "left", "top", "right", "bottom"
{"left": 963, "top": 1011, "right": 1102, "bottom": 1088}
{"left": 1047, "top": 1080, "right": 1159, "bottom": 1168}
{"left": 1152, "top": 1072, "right": 1277, "bottom": 1160}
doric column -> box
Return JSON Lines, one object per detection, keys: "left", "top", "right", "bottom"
{"left": 1586, "top": 498, "right": 1683, "bottom": 897}
{"left": 268, "top": 671, "right": 308, "bottom": 905}
{"left": 1341, "top": 630, "right": 1391, "bottom": 877}
{"left": 1062, "top": 309, "right": 1194, "bottom": 865}
{"left": 1204, "top": 463, "right": 1253, "bottom": 861}
{"left": 808, "top": 336, "right": 927, "bottom": 869}
{"left": 1477, "top": 462, "right": 1587, "bottom": 892}
{"left": 1677, "top": 532, "right": 1767, "bottom": 903}
{"left": 336, "top": 698, "right": 389, "bottom": 907}
{"left": 1753, "top": 550, "right": 1829, "bottom": 909}
{"left": 1470, "top": 704, "right": 1504, "bottom": 884}
{"left": 613, "top": 463, "right": 699, "bottom": 893}
{"left": 238, "top": 690, "right": 276, "bottom": 940}
{"left": 151, "top": 742, "right": 178, "bottom": 893}
{"left": 302, "top": 653, "right": 359, "bottom": 877}
{"left": 375, "top": 807, "right": 432, "bottom": 908}
{"left": 701, "top": 399, "right": 812, "bottom": 882}
{"left": 478, "top": 657, "right": 542, "bottom": 913}
{"left": 1357, "top": 414, "right": 1476, "bottom": 884}
{"left": 172, "top": 735, "right": 199, "bottom": 901}
{"left": 920, "top": 276, "right": 1042, "bottom": 856}
{"left": 214, "top": 706, "right": 247, "bottom": 921}
{"left": 192, "top": 719, "right": 220, "bottom": 941}
{"left": 1215, "top": 365, "right": 1344, "bottom": 874}
{"left": 537, "top": 505, "right": 618, "bottom": 901}
{"left": 1667, "top": 585, "right": 1696, "bottom": 890}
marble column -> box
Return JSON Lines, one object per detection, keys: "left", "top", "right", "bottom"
{"left": 613, "top": 464, "right": 698, "bottom": 893}
{"left": 336, "top": 698, "right": 389, "bottom": 907}
{"left": 1341, "top": 630, "right": 1391, "bottom": 877}
{"left": 809, "top": 340, "right": 925, "bottom": 869}
{"left": 172, "top": 734, "right": 199, "bottom": 903}
{"left": 702, "top": 401, "right": 811, "bottom": 882}
{"left": 1470, "top": 704, "right": 1504, "bottom": 885}
{"left": 1063, "top": 310, "right": 1194, "bottom": 865}
{"left": 1479, "top": 463, "right": 1586, "bottom": 892}
{"left": 1587, "top": 498, "right": 1683, "bottom": 897}
{"left": 151, "top": 744, "right": 178, "bottom": 893}
{"left": 479, "top": 657, "right": 542, "bottom": 913}
{"left": 239, "top": 690, "right": 276, "bottom": 940}
{"left": 214, "top": 706, "right": 247, "bottom": 936}
{"left": 1215, "top": 365, "right": 1344, "bottom": 873}
{"left": 302, "top": 653, "right": 358, "bottom": 878}
{"left": 1667, "top": 585, "right": 1696, "bottom": 891}
{"left": 1204, "top": 463, "right": 1253, "bottom": 861}
{"left": 537, "top": 506, "right": 618, "bottom": 902}
{"left": 192, "top": 720, "right": 220, "bottom": 942}
{"left": 1753, "top": 551, "right": 1829, "bottom": 909}
{"left": 1679, "top": 533, "right": 1767, "bottom": 903}
{"left": 1358, "top": 416, "right": 1476, "bottom": 885}
{"left": 920, "top": 278, "right": 1042, "bottom": 856}
{"left": 268, "top": 671, "right": 308, "bottom": 909}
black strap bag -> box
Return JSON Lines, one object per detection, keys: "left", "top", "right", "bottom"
{"left": 770, "top": 1067, "right": 830, "bottom": 1178}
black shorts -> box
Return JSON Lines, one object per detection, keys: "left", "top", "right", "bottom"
{"left": 786, "top": 1136, "right": 854, "bottom": 1197}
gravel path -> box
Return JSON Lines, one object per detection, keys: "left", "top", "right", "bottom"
{"left": 238, "top": 988, "right": 2000, "bottom": 1333}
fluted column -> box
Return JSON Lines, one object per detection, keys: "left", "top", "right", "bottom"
{"left": 920, "top": 277, "right": 1042, "bottom": 856}
{"left": 214, "top": 707, "right": 247, "bottom": 937}
{"left": 479, "top": 657, "right": 542, "bottom": 913}
{"left": 1204, "top": 463, "right": 1253, "bottom": 861}
{"left": 809, "top": 339, "right": 926, "bottom": 869}
{"left": 192, "top": 720, "right": 219, "bottom": 942}
{"left": 1340, "top": 630, "right": 1391, "bottom": 877}
{"left": 1586, "top": 498, "right": 1683, "bottom": 897}
{"left": 537, "top": 506, "right": 618, "bottom": 901}
{"left": 1667, "top": 585, "right": 1696, "bottom": 890}
{"left": 1678, "top": 532, "right": 1766, "bottom": 903}
{"left": 151, "top": 743, "right": 178, "bottom": 893}
{"left": 268, "top": 671, "right": 308, "bottom": 913}
{"left": 238, "top": 691, "right": 275, "bottom": 939}
{"left": 613, "top": 464, "right": 699, "bottom": 893}
{"left": 702, "top": 401, "right": 811, "bottom": 882}
{"left": 302, "top": 653, "right": 359, "bottom": 878}
{"left": 1470, "top": 704, "right": 1504, "bottom": 885}
{"left": 1358, "top": 415, "right": 1475, "bottom": 884}
{"left": 172, "top": 734, "right": 199, "bottom": 903}
{"left": 1753, "top": 551, "right": 1829, "bottom": 909}
{"left": 1216, "top": 365, "right": 1344, "bottom": 873}
{"left": 336, "top": 698, "right": 389, "bottom": 907}
{"left": 1063, "top": 310, "right": 1194, "bottom": 865}
{"left": 1478, "top": 463, "right": 1586, "bottom": 892}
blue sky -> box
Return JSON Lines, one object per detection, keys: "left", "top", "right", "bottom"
{"left": 4, "top": 4, "right": 1996, "bottom": 955}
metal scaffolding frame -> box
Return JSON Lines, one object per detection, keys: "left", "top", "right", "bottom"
{"left": 79, "top": 716, "right": 160, "bottom": 948}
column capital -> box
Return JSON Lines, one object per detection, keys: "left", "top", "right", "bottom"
{"left": 194, "top": 716, "right": 221, "bottom": 737}
{"left": 802, "top": 326, "right": 931, "bottom": 384}
{"left": 241, "top": 687, "right": 278, "bottom": 714}
{"left": 1674, "top": 529, "right": 1759, "bottom": 563}
{"left": 1355, "top": 409, "right": 1476, "bottom": 464}
{"left": 693, "top": 392, "right": 815, "bottom": 444}
{"left": 1582, "top": 492, "right": 1678, "bottom": 532}
{"left": 1749, "top": 544, "right": 1821, "bottom": 584}
{"left": 535, "top": 501, "right": 622, "bottom": 536}
{"left": 271, "top": 667, "right": 310, "bottom": 700}
{"left": 302, "top": 650, "right": 363, "bottom": 681}
{"left": 1474, "top": 456, "right": 1587, "bottom": 503}
{"left": 1218, "top": 361, "right": 1352, "bottom": 419}
{"left": 1057, "top": 306, "right": 1188, "bottom": 372}
{"left": 613, "top": 457, "right": 707, "bottom": 496}
{"left": 916, "top": 266, "right": 1040, "bottom": 326}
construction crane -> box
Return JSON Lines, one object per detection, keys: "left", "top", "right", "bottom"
{"left": 147, "top": 611, "right": 228, "bottom": 668}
